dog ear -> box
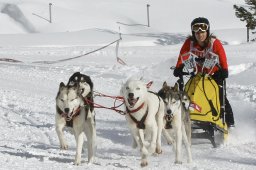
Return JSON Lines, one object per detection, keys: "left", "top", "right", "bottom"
{"left": 174, "top": 82, "right": 179, "bottom": 92}
{"left": 163, "top": 81, "right": 168, "bottom": 87}
{"left": 59, "top": 82, "right": 65, "bottom": 89}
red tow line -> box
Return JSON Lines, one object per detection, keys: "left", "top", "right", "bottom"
{"left": 86, "top": 91, "right": 126, "bottom": 115}
{"left": 87, "top": 81, "right": 153, "bottom": 115}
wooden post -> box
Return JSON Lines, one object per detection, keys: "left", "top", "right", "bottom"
{"left": 49, "top": 3, "right": 52, "bottom": 23}
{"left": 147, "top": 4, "right": 150, "bottom": 27}
{"left": 247, "top": 26, "right": 249, "bottom": 42}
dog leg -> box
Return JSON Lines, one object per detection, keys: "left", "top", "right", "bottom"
{"left": 132, "top": 137, "right": 138, "bottom": 149}
{"left": 74, "top": 129, "right": 84, "bottom": 165}
{"left": 174, "top": 125, "right": 182, "bottom": 164}
{"left": 185, "top": 119, "right": 192, "bottom": 146}
{"left": 182, "top": 124, "right": 192, "bottom": 163}
{"left": 162, "top": 129, "right": 175, "bottom": 145}
{"left": 148, "top": 124, "right": 157, "bottom": 154}
{"left": 85, "top": 118, "right": 96, "bottom": 164}
{"left": 137, "top": 129, "right": 149, "bottom": 167}
{"left": 155, "top": 112, "right": 165, "bottom": 154}
{"left": 55, "top": 119, "right": 68, "bottom": 150}
{"left": 138, "top": 129, "right": 148, "bottom": 155}
{"left": 140, "top": 154, "right": 148, "bottom": 167}
{"left": 131, "top": 130, "right": 148, "bottom": 167}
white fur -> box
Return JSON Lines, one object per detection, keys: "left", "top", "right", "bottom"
{"left": 120, "top": 79, "right": 165, "bottom": 167}
{"left": 55, "top": 83, "right": 96, "bottom": 165}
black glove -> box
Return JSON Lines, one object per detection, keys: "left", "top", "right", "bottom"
{"left": 213, "top": 69, "right": 228, "bottom": 80}
{"left": 173, "top": 66, "right": 183, "bottom": 77}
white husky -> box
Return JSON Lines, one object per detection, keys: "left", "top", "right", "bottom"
{"left": 55, "top": 76, "right": 96, "bottom": 165}
{"left": 120, "top": 79, "right": 165, "bottom": 167}
{"left": 158, "top": 82, "right": 192, "bottom": 164}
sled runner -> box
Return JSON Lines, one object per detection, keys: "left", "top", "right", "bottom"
{"left": 178, "top": 52, "right": 228, "bottom": 147}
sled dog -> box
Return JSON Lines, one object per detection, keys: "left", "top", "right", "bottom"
{"left": 158, "top": 82, "right": 192, "bottom": 164}
{"left": 67, "top": 72, "right": 94, "bottom": 99}
{"left": 120, "top": 79, "right": 165, "bottom": 167}
{"left": 55, "top": 73, "right": 96, "bottom": 165}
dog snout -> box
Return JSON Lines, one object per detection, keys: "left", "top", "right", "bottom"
{"left": 167, "top": 109, "right": 172, "bottom": 115}
{"left": 128, "top": 93, "right": 134, "bottom": 98}
{"left": 64, "top": 108, "right": 70, "bottom": 113}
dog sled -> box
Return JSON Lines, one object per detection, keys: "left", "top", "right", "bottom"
{"left": 177, "top": 52, "right": 228, "bottom": 147}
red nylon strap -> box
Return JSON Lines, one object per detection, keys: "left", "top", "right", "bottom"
{"left": 126, "top": 103, "right": 145, "bottom": 114}
{"left": 84, "top": 98, "right": 126, "bottom": 115}
{"left": 69, "top": 107, "right": 81, "bottom": 118}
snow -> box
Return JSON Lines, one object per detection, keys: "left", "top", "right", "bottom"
{"left": 0, "top": 0, "right": 256, "bottom": 169}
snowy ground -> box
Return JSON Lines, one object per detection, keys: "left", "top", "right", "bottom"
{"left": 0, "top": 0, "right": 256, "bottom": 170}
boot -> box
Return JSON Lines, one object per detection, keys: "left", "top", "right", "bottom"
{"left": 225, "top": 98, "right": 235, "bottom": 127}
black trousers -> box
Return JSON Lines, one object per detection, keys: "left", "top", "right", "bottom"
{"left": 214, "top": 78, "right": 235, "bottom": 126}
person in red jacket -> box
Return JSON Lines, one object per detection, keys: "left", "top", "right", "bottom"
{"left": 173, "top": 17, "right": 235, "bottom": 127}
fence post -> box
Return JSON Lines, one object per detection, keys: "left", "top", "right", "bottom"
{"left": 49, "top": 3, "right": 52, "bottom": 23}
{"left": 247, "top": 26, "right": 249, "bottom": 42}
{"left": 147, "top": 4, "right": 150, "bottom": 27}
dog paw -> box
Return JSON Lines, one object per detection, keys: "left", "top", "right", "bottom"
{"left": 140, "top": 160, "right": 148, "bottom": 167}
{"left": 167, "top": 141, "right": 174, "bottom": 145}
{"left": 174, "top": 160, "right": 182, "bottom": 164}
{"left": 60, "top": 144, "right": 68, "bottom": 150}
{"left": 167, "top": 142, "right": 172, "bottom": 145}
{"left": 155, "top": 147, "right": 162, "bottom": 154}
{"left": 74, "top": 159, "right": 81, "bottom": 166}
{"left": 88, "top": 157, "right": 94, "bottom": 164}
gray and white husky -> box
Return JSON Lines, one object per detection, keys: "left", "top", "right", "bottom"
{"left": 55, "top": 72, "right": 96, "bottom": 165}
{"left": 158, "top": 82, "right": 192, "bottom": 164}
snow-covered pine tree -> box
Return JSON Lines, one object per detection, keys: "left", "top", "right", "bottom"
{"left": 234, "top": 0, "right": 256, "bottom": 42}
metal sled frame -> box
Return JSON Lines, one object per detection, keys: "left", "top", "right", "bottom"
{"left": 191, "top": 120, "right": 228, "bottom": 148}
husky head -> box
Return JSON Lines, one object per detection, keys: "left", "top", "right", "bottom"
{"left": 56, "top": 82, "right": 83, "bottom": 120}
{"left": 120, "top": 79, "right": 147, "bottom": 109}
{"left": 158, "top": 82, "right": 182, "bottom": 115}
{"left": 67, "top": 72, "right": 93, "bottom": 98}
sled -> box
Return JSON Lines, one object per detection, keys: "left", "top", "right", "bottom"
{"left": 179, "top": 52, "right": 228, "bottom": 147}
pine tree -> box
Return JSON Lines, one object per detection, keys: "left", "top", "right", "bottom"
{"left": 234, "top": 0, "right": 256, "bottom": 42}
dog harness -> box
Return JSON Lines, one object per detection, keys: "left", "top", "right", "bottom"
{"left": 126, "top": 92, "right": 161, "bottom": 129}
{"left": 126, "top": 103, "right": 148, "bottom": 129}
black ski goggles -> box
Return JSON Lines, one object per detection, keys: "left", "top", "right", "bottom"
{"left": 191, "top": 23, "right": 209, "bottom": 33}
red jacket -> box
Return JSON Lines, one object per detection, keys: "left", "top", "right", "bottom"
{"left": 176, "top": 38, "right": 228, "bottom": 74}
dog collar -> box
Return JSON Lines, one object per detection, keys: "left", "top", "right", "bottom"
{"left": 126, "top": 102, "right": 145, "bottom": 114}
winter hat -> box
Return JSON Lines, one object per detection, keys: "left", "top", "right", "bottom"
{"left": 191, "top": 17, "right": 210, "bottom": 38}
